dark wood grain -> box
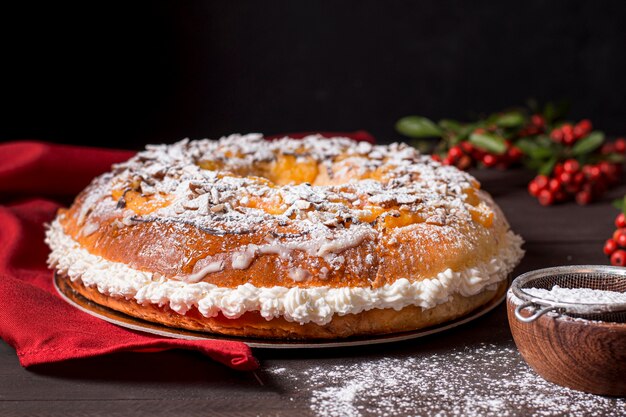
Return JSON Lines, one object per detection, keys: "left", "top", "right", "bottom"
{"left": 1, "top": 168, "right": 626, "bottom": 416}
{"left": 508, "top": 299, "right": 626, "bottom": 396}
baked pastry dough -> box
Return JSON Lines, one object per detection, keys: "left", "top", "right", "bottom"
{"left": 47, "top": 134, "right": 524, "bottom": 339}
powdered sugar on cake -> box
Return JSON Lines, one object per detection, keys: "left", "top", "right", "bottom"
{"left": 66, "top": 134, "right": 509, "bottom": 276}
{"left": 46, "top": 134, "right": 525, "bottom": 324}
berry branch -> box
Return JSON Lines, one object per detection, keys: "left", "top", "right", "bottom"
{"left": 605, "top": 198, "right": 626, "bottom": 266}
{"left": 396, "top": 102, "right": 625, "bottom": 206}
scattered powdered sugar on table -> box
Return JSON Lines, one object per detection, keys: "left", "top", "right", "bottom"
{"left": 267, "top": 343, "right": 626, "bottom": 417}
{"left": 524, "top": 285, "right": 626, "bottom": 304}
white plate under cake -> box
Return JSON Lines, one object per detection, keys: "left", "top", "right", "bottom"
{"left": 46, "top": 134, "right": 524, "bottom": 339}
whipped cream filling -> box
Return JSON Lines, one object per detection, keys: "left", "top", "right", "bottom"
{"left": 46, "top": 219, "right": 524, "bottom": 325}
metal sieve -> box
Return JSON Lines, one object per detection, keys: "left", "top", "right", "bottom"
{"left": 511, "top": 265, "right": 626, "bottom": 323}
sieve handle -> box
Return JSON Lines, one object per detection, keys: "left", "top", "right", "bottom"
{"left": 514, "top": 302, "right": 558, "bottom": 323}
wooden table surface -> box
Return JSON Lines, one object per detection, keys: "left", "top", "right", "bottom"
{"left": 2, "top": 168, "right": 626, "bottom": 417}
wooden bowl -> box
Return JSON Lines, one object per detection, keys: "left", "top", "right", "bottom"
{"left": 507, "top": 292, "right": 626, "bottom": 396}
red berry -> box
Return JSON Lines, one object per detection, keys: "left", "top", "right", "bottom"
{"left": 482, "top": 154, "right": 498, "bottom": 167}
{"left": 611, "top": 249, "right": 626, "bottom": 267}
{"left": 448, "top": 146, "right": 463, "bottom": 159}
{"left": 616, "top": 213, "right": 626, "bottom": 228}
{"left": 575, "top": 190, "right": 592, "bottom": 205}
{"left": 601, "top": 143, "right": 615, "bottom": 155}
{"left": 613, "top": 228, "right": 626, "bottom": 243}
{"left": 457, "top": 155, "right": 472, "bottom": 170}
{"left": 565, "top": 182, "right": 580, "bottom": 194}
{"left": 528, "top": 180, "right": 542, "bottom": 196}
{"left": 471, "top": 148, "right": 485, "bottom": 160}
{"left": 573, "top": 172, "right": 585, "bottom": 185}
{"left": 559, "top": 172, "right": 573, "bottom": 185}
{"left": 553, "top": 163, "right": 564, "bottom": 176}
{"left": 550, "top": 129, "right": 564, "bottom": 143}
{"left": 573, "top": 126, "right": 586, "bottom": 139}
{"left": 600, "top": 161, "right": 619, "bottom": 183}
{"left": 563, "top": 159, "right": 579, "bottom": 173}
{"left": 507, "top": 147, "right": 523, "bottom": 160}
{"left": 615, "top": 138, "right": 626, "bottom": 154}
{"left": 563, "top": 134, "right": 576, "bottom": 146}
{"left": 576, "top": 119, "right": 592, "bottom": 135}
{"left": 520, "top": 127, "right": 539, "bottom": 136}
{"left": 548, "top": 178, "right": 561, "bottom": 192}
{"left": 604, "top": 239, "right": 618, "bottom": 256}
{"left": 554, "top": 190, "right": 567, "bottom": 202}
{"left": 537, "top": 189, "right": 554, "bottom": 206}
{"left": 534, "top": 175, "right": 549, "bottom": 189}
{"left": 431, "top": 154, "right": 442, "bottom": 162}
{"left": 460, "top": 142, "right": 474, "bottom": 153}
{"left": 531, "top": 114, "right": 545, "bottom": 128}
{"left": 586, "top": 165, "right": 602, "bottom": 181}
{"left": 562, "top": 124, "right": 575, "bottom": 144}
{"left": 618, "top": 233, "right": 626, "bottom": 248}
{"left": 591, "top": 165, "right": 602, "bottom": 181}
{"left": 442, "top": 157, "right": 453, "bottom": 165}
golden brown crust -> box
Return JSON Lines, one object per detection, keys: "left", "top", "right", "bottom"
{"left": 64, "top": 275, "right": 506, "bottom": 339}
{"left": 58, "top": 190, "right": 509, "bottom": 290}
{"left": 48, "top": 136, "right": 523, "bottom": 339}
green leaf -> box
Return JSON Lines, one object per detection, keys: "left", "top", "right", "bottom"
{"left": 532, "top": 147, "right": 556, "bottom": 160}
{"left": 514, "top": 138, "right": 535, "bottom": 154}
{"left": 612, "top": 198, "right": 623, "bottom": 211}
{"left": 538, "top": 156, "right": 558, "bottom": 176}
{"left": 469, "top": 132, "right": 507, "bottom": 155}
{"left": 531, "top": 145, "right": 554, "bottom": 159}
{"left": 525, "top": 157, "right": 544, "bottom": 171}
{"left": 604, "top": 153, "right": 625, "bottom": 163}
{"left": 515, "top": 138, "right": 554, "bottom": 160}
{"left": 411, "top": 139, "right": 433, "bottom": 153}
{"left": 534, "top": 134, "right": 553, "bottom": 148}
{"left": 543, "top": 102, "right": 556, "bottom": 123}
{"left": 457, "top": 124, "right": 477, "bottom": 140}
{"left": 447, "top": 133, "right": 463, "bottom": 146}
{"left": 396, "top": 116, "right": 443, "bottom": 138}
{"left": 494, "top": 111, "right": 525, "bottom": 128}
{"left": 571, "top": 131, "right": 604, "bottom": 156}
{"left": 439, "top": 119, "right": 462, "bottom": 132}
{"left": 613, "top": 196, "right": 626, "bottom": 216}
{"left": 515, "top": 137, "right": 554, "bottom": 159}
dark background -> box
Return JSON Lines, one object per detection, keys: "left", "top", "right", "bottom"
{"left": 2, "top": 1, "right": 625, "bottom": 149}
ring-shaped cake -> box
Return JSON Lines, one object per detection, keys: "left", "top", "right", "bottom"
{"left": 47, "top": 134, "right": 524, "bottom": 339}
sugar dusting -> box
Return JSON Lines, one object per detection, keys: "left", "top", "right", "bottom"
{"left": 267, "top": 343, "right": 626, "bottom": 417}
{"left": 525, "top": 286, "right": 626, "bottom": 305}
{"left": 75, "top": 134, "right": 497, "bottom": 276}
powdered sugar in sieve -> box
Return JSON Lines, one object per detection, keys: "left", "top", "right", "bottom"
{"left": 511, "top": 265, "right": 626, "bottom": 323}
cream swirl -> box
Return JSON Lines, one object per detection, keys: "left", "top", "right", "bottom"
{"left": 46, "top": 219, "right": 524, "bottom": 325}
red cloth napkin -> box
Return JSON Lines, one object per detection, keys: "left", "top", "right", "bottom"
{"left": 0, "top": 132, "right": 373, "bottom": 370}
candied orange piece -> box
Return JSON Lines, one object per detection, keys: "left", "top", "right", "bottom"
{"left": 111, "top": 189, "right": 172, "bottom": 215}
{"left": 269, "top": 154, "right": 319, "bottom": 185}
{"left": 463, "top": 188, "right": 481, "bottom": 206}
{"left": 470, "top": 207, "right": 494, "bottom": 228}
{"left": 383, "top": 211, "right": 424, "bottom": 228}
{"left": 246, "top": 194, "right": 285, "bottom": 215}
